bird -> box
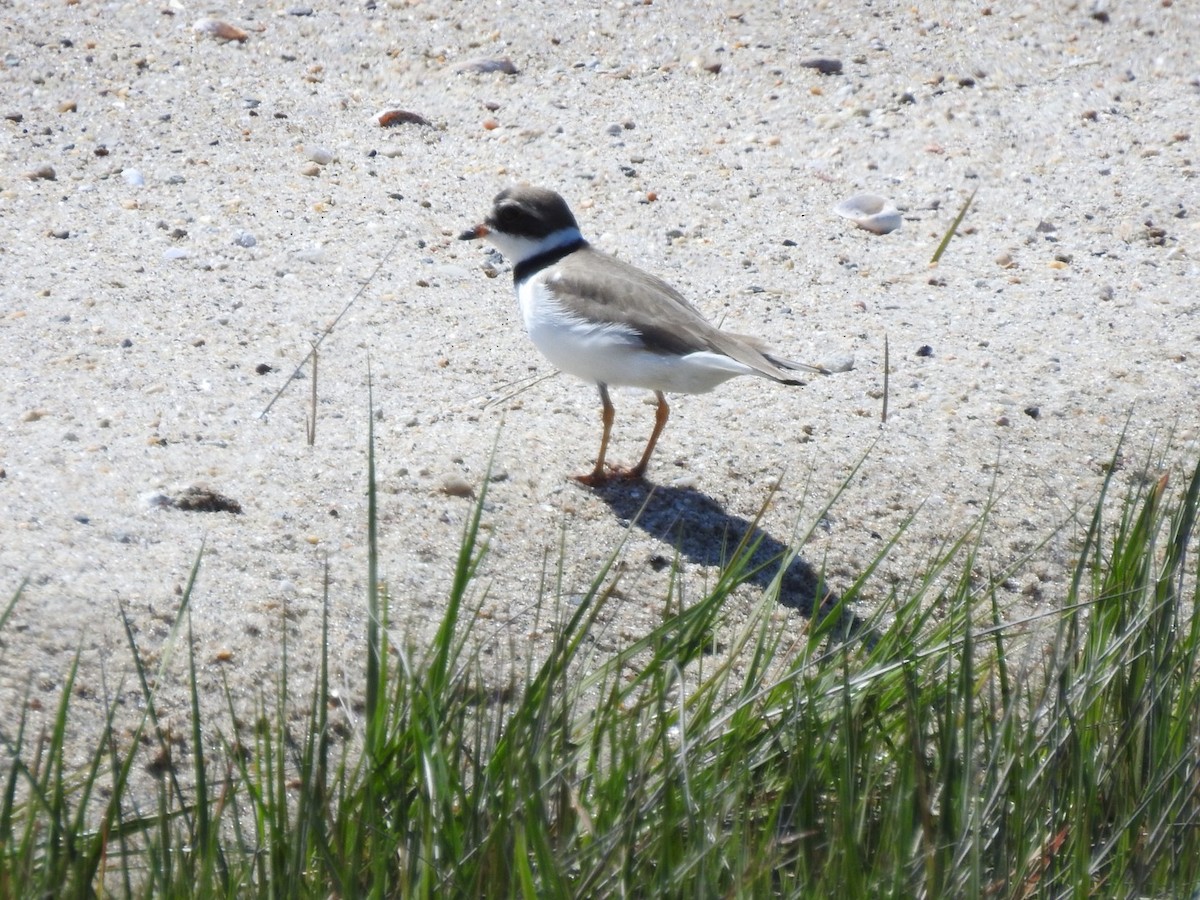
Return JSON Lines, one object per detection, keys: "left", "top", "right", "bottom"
{"left": 460, "top": 185, "right": 828, "bottom": 485}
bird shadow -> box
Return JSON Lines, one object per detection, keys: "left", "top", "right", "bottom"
{"left": 586, "top": 478, "right": 871, "bottom": 642}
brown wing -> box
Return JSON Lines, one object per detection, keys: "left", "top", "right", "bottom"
{"left": 551, "top": 246, "right": 825, "bottom": 381}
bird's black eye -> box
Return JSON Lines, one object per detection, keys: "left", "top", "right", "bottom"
{"left": 492, "top": 202, "right": 527, "bottom": 229}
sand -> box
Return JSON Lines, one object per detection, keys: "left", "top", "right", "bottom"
{"left": 1, "top": 0, "right": 1198, "bottom": 771}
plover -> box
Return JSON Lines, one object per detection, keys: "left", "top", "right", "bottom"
{"left": 461, "top": 185, "right": 827, "bottom": 485}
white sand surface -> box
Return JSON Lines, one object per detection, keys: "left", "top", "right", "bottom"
{"left": 1, "top": 0, "right": 1197, "bottom": 770}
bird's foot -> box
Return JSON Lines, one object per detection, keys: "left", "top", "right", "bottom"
{"left": 573, "top": 464, "right": 648, "bottom": 487}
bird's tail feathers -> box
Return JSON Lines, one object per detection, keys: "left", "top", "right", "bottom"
{"left": 764, "top": 353, "right": 831, "bottom": 377}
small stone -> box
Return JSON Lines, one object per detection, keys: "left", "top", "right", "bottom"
{"left": 300, "top": 162, "right": 321, "bottom": 177}
{"left": 995, "top": 415, "right": 1010, "bottom": 427}
{"left": 5, "top": 111, "right": 23, "bottom": 122}
{"left": 454, "top": 57, "right": 518, "bottom": 75}
{"left": 288, "top": 6, "right": 314, "bottom": 15}
{"left": 49, "top": 229, "right": 69, "bottom": 239}
{"left": 1024, "top": 406, "right": 1041, "bottom": 420}
{"left": 27, "top": 164, "right": 56, "bottom": 181}
{"left": 306, "top": 145, "right": 334, "bottom": 165}
{"left": 440, "top": 476, "right": 475, "bottom": 499}
{"left": 193, "top": 18, "right": 249, "bottom": 43}
{"left": 819, "top": 353, "right": 855, "bottom": 374}
{"left": 233, "top": 230, "right": 256, "bottom": 248}
{"left": 378, "top": 109, "right": 431, "bottom": 127}
{"left": 170, "top": 486, "right": 243, "bottom": 514}
{"left": 121, "top": 168, "right": 144, "bottom": 186}
{"left": 916, "top": 345, "right": 934, "bottom": 358}
{"left": 605, "top": 123, "right": 623, "bottom": 136}
{"left": 58, "top": 99, "right": 77, "bottom": 113}
{"left": 799, "top": 57, "right": 842, "bottom": 75}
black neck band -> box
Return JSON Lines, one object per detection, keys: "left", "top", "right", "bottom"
{"left": 512, "top": 238, "right": 587, "bottom": 285}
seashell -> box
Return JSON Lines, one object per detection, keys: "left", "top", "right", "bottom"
{"left": 378, "top": 109, "right": 431, "bottom": 127}
{"left": 832, "top": 193, "right": 902, "bottom": 235}
{"left": 453, "top": 56, "right": 518, "bottom": 75}
{"left": 193, "top": 18, "right": 249, "bottom": 43}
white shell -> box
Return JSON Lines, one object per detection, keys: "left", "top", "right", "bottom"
{"left": 833, "top": 193, "right": 902, "bottom": 235}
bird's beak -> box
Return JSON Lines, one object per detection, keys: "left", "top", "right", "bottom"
{"left": 458, "top": 223, "right": 489, "bottom": 241}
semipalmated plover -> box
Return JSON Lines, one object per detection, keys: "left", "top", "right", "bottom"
{"left": 461, "top": 185, "right": 828, "bottom": 485}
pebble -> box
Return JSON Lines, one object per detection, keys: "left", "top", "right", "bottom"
{"left": 27, "top": 164, "right": 56, "bottom": 181}
{"left": 820, "top": 353, "right": 856, "bottom": 374}
{"left": 378, "top": 109, "right": 431, "bottom": 127}
{"left": 193, "top": 18, "right": 249, "bottom": 43}
{"left": 832, "top": 193, "right": 902, "bottom": 235}
{"left": 232, "top": 230, "right": 256, "bottom": 248}
{"left": 163, "top": 248, "right": 190, "bottom": 260}
{"left": 441, "top": 476, "right": 475, "bottom": 498}
{"left": 121, "top": 168, "right": 144, "bottom": 187}
{"left": 49, "top": 229, "right": 69, "bottom": 239}
{"left": 300, "top": 162, "right": 321, "bottom": 177}
{"left": 454, "top": 57, "right": 518, "bottom": 75}
{"left": 799, "top": 57, "right": 843, "bottom": 75}
{"left": 306, "top": 145, "right": 334, "bottom": 165}
{"left": 288, "top": 5, "right": 314, "bottom": 15}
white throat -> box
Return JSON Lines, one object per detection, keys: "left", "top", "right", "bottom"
{"left": 485, "top": 226, "right": 583, "bottom": 267}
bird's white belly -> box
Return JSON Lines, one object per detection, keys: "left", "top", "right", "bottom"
{"left": 517, "top": 280, "right": 754, "bottom": 394}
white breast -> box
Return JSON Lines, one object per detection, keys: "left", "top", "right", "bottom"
{"left": 515, "top": 274, "right": 755, "bottom": 394}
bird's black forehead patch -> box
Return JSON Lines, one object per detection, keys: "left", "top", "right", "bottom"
{"left": 486, "top": 186, "right": 579, "bottom": 237}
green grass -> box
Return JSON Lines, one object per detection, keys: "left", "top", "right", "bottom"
{"left": 3, "top": 428, "right": 1200, "bottom": 898}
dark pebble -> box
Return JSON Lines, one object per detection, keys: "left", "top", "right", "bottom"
{"left": 171, "top": 486, "right": 243, "bottom": 514}
{"left": 916, "top": 345, "right": 933, "bottom": 357}
{"left": 1024, "top": 406, "right": 1041, "bottom": 420}
{"left": 799, "top": 57, "right": 842, "bottom": 75}
{"left": 378, "top": 109, "right": 431, "bottom": 127}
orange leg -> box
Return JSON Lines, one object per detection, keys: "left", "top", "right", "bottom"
{"left": 629, "top": 391, "right": 669, "bottom": 480}
{"left": 574, "top": 384, "right": 615, "bottom": 486}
